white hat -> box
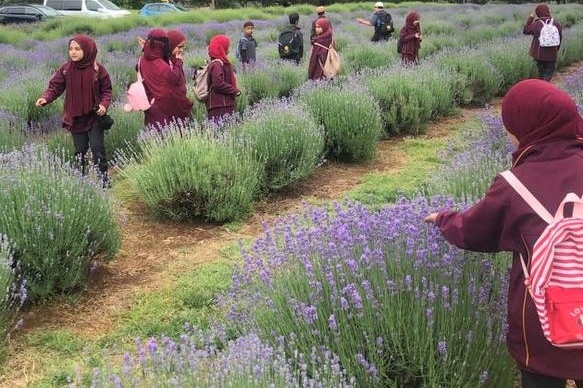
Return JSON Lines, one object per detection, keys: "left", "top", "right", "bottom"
{"left": 374, "top": 2, "right": 384, "bottom": 7}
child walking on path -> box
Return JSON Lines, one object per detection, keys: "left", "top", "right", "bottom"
{"left": 399, "top": 12, "right": 422, "bottom": 65}
{"left": 206, "top": 35, "right": 240, "bottom": 123}
{"left": 36, "top": 34, "right": 112, "bottom": 185}
{"left": 523, "top": 4, "right": 562, "bottom": 81}
{"left": 425, "top": 79, "right": 583, "bottom": 388}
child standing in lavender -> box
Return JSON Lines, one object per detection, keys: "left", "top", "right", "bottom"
{"left": 36, "top": 34, "right": 112, "bottom": 186}
{"left": 236, "top": 21, "right": 257, "bottom": 68}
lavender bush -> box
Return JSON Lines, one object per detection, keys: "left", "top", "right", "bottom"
{"left": 0, "top": 112, "right": 26, "bottom": 153}
{"left": 435, "top": 50, "right": 502, "bottom": 106}
{"left": 296, "top": 83, "right": 383, "bottom": 162}
{"left": 0, "top": 235, "right": 26, "bottom": 361}
{"left": 362, "top": 66, "right": 463, "bottom": 136}
{"left": 562, "top": 63, "right": 583, "bottom": 105}
{"left": 225, "top": 199, "right": 514, "bottom": 387}
{"left": 80, "top": 326, "right": 355, "bottom": 388}
{"left": 426, "top": 113, "right": 513, "bottom": 202}
{"left": 0, "top": 146, "right": 120, "bottom": 302}
{"left": 232, "top": 99, "right": 325, "bottom": 192}
{"left": 117, "top": 123, "right": 262, "bottom": 223}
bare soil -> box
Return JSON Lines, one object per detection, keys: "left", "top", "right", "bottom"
{"left": 1, "top": 64, "right": 581, "bottom": 387}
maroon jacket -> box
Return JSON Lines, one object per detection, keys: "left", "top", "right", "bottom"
{"left": 42, "top": 62, "right": 112, "bottom": 133}
{"left": 400, "top": 12, "right": 421, "bottom": 59}
{"left": 435, "top": 140, "right": 583, "bottom": 379}
{"left": 140, "top": 55, "right": 193, "bottom": 128}
{"left": 523, "top": 16, "right": 562, "bottom": 62}
{"left": 205, "top": 60, "right": 238, "bottom": 111}
{"left": 308, "top": 18, "right": 333, "bottom": 81}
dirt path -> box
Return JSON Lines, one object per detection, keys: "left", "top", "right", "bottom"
{"left": 1, "top": 64, "right": 580, "bottom": 387}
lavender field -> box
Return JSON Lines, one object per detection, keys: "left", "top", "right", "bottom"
{"left": 1, "top": 2, "right": 583, "bottom": 387}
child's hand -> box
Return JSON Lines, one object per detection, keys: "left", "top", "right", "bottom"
{"left": 415, "top": 33, "right": 421, "bottom": 39}
{"left": 137, "top": 36, "right": 145, "bottom": 49}
{"left": 424, "top": 213, "right": 438, "bottom": 224}
{"left": 96, "top": 105, "right": 106, "bottom": 116}
{"left": 35, "top": 98, "right": 47, "bottom": 107}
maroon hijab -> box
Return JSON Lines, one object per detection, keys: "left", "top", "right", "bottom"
{"left": 535, "top": 4, "right": 551, "bottom": 18}
{"left": 67, "top": 34, "right": 98, "bottom": 117}
{"left": 168, "top": 29, "right": 186, "bottom": 57}
{"left": 403, "top": 12, "right": 421, "bottom": 34}
{"left": 502, "top": 79, "right": 583, "bottom": 165}
{"left": 143, "top": 28, "right": 169, "bottom": 62}
{"left": 314, "top": 18, "right": 333, "bottom": 43}
{"left": 312, "top": 18, "right": 332, "bottom": 48}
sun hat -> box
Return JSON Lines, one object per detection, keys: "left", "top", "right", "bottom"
{"left": 374, "top": 2, "right": 384, "bottom": 7}
{"left": 315, "top": 5, "right": 325, "bottom": 14}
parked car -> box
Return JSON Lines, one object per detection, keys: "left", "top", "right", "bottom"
{"left": 0, "top": 3, "right": 63, "bottom": 23}
{"left": 43, "top": 0, "right": 130, "bottom": 18}
{"left": 139, "top": 2, "right": 186, "bottom": 16}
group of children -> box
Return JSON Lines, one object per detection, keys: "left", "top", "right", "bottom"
{"left": 31, "top": 4, "right": 583, "bottom": 387}
{"left": 30, "top": 7, "right": 422, "bottom": 188}
{"left": 33, "top": 4, "right": 556, "bottom": 190}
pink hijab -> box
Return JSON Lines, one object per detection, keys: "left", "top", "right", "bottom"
{"left": 502, "top": 79, "right": 583, "bottom": 165}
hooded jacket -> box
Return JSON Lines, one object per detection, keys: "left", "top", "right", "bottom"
{"left": 434, "top": 80, "right": 583, "bottom": 380}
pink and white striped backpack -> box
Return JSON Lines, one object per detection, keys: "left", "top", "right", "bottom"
{"left": 501, "top": 170, "right": 583, "bottom": 349}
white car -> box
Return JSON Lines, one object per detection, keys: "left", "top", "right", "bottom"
{"left": 43, "top": 0, "right": 130, "bottom": 18}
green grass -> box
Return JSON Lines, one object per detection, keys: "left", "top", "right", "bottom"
{"left": 2, "top": 112, "right": 473, "bottom": 387}
{"left": 109, "top": 261, "right": 233, "bottom": 340}
{"left": 26, "top": 330, "right": 84, "bottom": 355}
{"left": 346, "top": 123, "right": 470, "bottom": 205}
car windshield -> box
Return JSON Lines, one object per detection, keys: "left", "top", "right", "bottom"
{"left": 93, "top": 0, "right": 121, "bottom": 10}
{"left": 35, "top": 4, "right": 61, "bottom": 15}
{"left": 174, "top": 4, "right": 187, "bottom": 11}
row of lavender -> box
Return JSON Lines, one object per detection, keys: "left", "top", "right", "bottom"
{"left": 116, "top": 24, "right": 583, "bottom": 225}
{"left": 0, "top": 2, "right": 583, "bottom": 323}
{"left": 1, "top": 3, "right": 583, "bottom": 378}
{"left": 2, "top": 4, "right": 583, "bottom": 157}
{"left": 65, "top": 7, "right": 583, "bottom": 385}
{"left": 80, "top": 64, "right": 583, "bottom": 388}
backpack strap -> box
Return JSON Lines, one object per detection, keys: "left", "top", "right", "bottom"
{"left": 313, "top": 42, "right": 329, "bottom": 50}
{"left": 500, "top": 170, "right": 554, "bottom": 285}
{"left": 500, "top": 170, "right": 554, "bottom": 224}
{"left": 553, "top": 192, "right": 583, "bottom": 221}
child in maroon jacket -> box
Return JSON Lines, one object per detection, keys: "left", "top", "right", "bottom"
{"left": 205, "top": 35, "right": 240, "bottom": 123}
{"left": 426, "top": 80, "right": 583, "bottom": 388}
{"left": 399, "top": 12, "right": 422, "bottom": 66}
{"left": 523, "top": 4, "right": 562, "bottom": 81}
{"left": 308, "top": 18, "right": 333, "bottom": 81}
{"left": 36, "top": 34, "right": 112, "bottom": 185}
{"left": 139, "top": 29, "right": 193, "bottom": 129}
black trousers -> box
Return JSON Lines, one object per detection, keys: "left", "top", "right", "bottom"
{"left": 521, "top": 370, "right": 583, "bottom": 388}
{"left": 71, "top": 124, "right": 108, "bottom": 176}
{"left": 536, "top": 60, "right": 556, "bottom": 82}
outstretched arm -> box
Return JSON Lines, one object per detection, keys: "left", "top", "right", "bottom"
{"left": 357, "top": 17, "right": 372, "bottom": 26}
